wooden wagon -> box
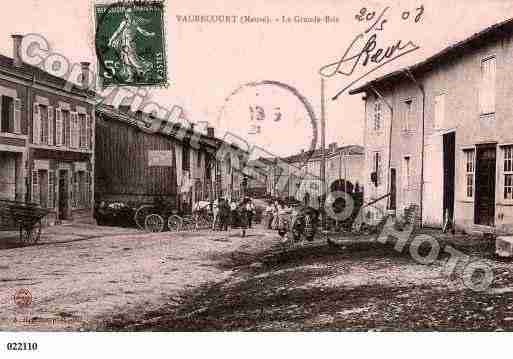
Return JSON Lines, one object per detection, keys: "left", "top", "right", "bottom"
{"left": 0, "top": 199, "right": 50, "bottom": 245}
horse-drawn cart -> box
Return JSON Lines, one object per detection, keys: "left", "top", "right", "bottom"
{"left": 0, "top": 199, "right": 50, "bottom": 245}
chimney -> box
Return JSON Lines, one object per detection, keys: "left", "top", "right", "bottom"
{"left": 80, "top": 62, "right": 91, "bottom": 90}
{"left": 207, "top": 126, "right": 215, "bottom": 137}
{"left": 11, "top": 34, "right": 23, "bottom": 68}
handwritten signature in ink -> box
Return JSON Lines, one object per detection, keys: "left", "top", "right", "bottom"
{"left": 319, "top": 6, "right": 423, "bottom": 100}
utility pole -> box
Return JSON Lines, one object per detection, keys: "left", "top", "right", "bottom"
{"left": 320, "top": 77, "right": 326, "bottom": 230}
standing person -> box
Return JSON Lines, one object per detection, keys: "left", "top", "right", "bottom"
{"left": 230, "top": 199, "right": 238, "bottom": 228}
{"left": 264, "top": 201, "right": 274, "bottom": 229}
{"left": 219, "top": 198, "right": 230, "bottom": 231}
{"left": 238, "top": 198, "right": 250, "bottom": 237}
{"left": 271, "top": 200, "right": 281, "bottom": 230}
{"left": 212, "top": 198, "right": 219, "bottom": 231}
{"left": 246, "top": 198, "right": 255, "bottom": 228}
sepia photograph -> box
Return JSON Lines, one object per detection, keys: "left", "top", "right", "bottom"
{"left": 1, "top": 0, "right": 513, "bottom": 357}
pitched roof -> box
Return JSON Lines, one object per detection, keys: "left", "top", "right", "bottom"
{"left": 349, "top": 17, "right": 513, "bottom": 95}
{"left": 285, "top": 145, "right": 364, "bottom": 164}
{"left": 0, "top": 54, "right": 91, "bottom": 97}
{"left": 258, "top": 145, "right": 364, "bottom": 166}
{"left": 97, "top": 104, "right": 246, "bottom": 151}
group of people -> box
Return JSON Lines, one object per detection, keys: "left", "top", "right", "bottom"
{"left": 211, "top": 197, "right": 256, "bottom": 233}
{"left": 263, "top": 200, "right": 292, "bottom": 230}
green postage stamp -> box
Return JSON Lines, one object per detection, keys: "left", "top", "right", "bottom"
{"left": 95, "top": 1, "right": 167, "bottom": 87}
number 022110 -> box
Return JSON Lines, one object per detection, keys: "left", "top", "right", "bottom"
{"left": 6, "top": 342, "right": 38, "bottom": 351}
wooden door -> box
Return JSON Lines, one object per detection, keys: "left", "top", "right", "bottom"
{"left": 475, "top": 146, "right": 496, "bottom": 226}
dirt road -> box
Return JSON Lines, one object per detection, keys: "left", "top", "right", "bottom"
{"left": 0, "top": 224, "right": 275, "bottom": 331}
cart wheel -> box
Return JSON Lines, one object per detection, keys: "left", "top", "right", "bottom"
{"left": 167, "top": 215, "right": 182, "bottom": 232}
{"left": 19, "top": 221, "right": 42, "bottom": 245}
{"left": 134, "top": 205, "right": 156, "bottom": 230}
{"left": 144, "top": 214, "right": 165, "bottom": 232}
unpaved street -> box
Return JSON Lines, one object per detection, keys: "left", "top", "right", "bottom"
{"left": 0, "top": 224, "right": 275, "bottom": 330}
{"left": 2, "top": 224, "right": 513, "bottom": 331}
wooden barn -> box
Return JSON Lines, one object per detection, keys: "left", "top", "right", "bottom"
{"left": 94, "top": 105, "right": 222, "bottom": 211}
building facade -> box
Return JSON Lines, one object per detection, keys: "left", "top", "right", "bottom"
{"left": 95, "top": 106, "right": 246, "bottom": 211}
{"left": 261, "top": 144, "right": 364, "bottom": 207}
{"left": 351, "top": 18, "right": 513, "bottom": 233}
{"left": 0, "top": 34, "right": 94, "bottom": 225}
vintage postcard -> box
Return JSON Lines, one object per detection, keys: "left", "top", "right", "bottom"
{"left": 1, "top": 0, "right": 513, "bottom": 357}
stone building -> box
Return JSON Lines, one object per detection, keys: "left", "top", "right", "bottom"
{"left": 0, "top": 34, "right": 94, "bottom": 225}
{"left": 350, "top": 18, "right": 513, "bottom": 233}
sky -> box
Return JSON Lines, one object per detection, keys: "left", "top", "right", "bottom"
{"left": 1, "top": 0, "right": 513, "bottom": 158}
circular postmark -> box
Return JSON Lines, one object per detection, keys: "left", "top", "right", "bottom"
{"left": 217, "top": 80, "right": 318, "bottom": 170}
{"left": 13, "top": 288, "right": 32, "bottom": 308}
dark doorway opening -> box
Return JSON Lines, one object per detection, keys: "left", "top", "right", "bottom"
{"left": 390, "top": 168, "right": 397, "bottom": 210}
{"left": 475, "top": 145, "right": 496, "bottom": 226}
{"left": 58, "top": 170, "right": 69, "bottom": 220}
{"left": 443, "top": 132, "right": 456, "bottom": 225}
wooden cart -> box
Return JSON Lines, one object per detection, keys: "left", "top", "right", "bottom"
{"left": 0, "top": 199, "right": 50, "bottom": 245}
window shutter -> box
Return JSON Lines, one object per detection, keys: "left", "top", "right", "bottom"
{"left": 71, "top": 112, "right": 78, "bottom": 148}
{"left": 480, "top": 57, "right": 496, "bottom": 115}
{"left": 14, "top": 98, "right": 21, "bottom": 134}
{"left": 55, "top": 108, "right": 63, "bottom": 146}
{"left": 409, "top": 98, "right": 416, "bottom": 131}
{"left": 85, "top": 114, "right": 91, "bottom": 149}
{"left": 48, "top": 170, "right": 55, "bottom": 209}
{"left": 33, "top": 103, "right": 40, "bottom": 144}
{"left": 65, "top": 112, "right": 71, "bottom": 147}
{"left": 48, "top": 106, "right": 54, "bottom": 146}
{"left": 31, "top": 170, "right": 40, "bottom": 204}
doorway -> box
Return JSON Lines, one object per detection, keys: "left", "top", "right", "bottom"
{"left": 475, "top": 145, "right": 496, "bottom": 226}
{"left": 58, "top": 170, "right": 69, "bottom": 220}
{"left": 390, "top": 168, "right": 397, "bottom": 210}
{"left": 443, "top": 132, "right": 456, "bottom": 225}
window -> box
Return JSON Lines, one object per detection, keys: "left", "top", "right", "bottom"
{"left": 402, "top": 99, "right": 414, "bottom": 132}
{"left": 434, "top": 93, "right": 446, "bottom": 129}
{"left": 504, "top": 146, "right": 513, "bottom": 200}
{"left": 403, "top": 156, "right": 411, "bottom": 190}
{"left": 373, "top": 101, "right": 382, "bottom": 131}
{"left": 182, "top": 145, "right": 190, "bottom": 171}
{"left": 480, "top": 56, "right": 496, "bottom": 116}
{"left": 464, "top": 150, "right": 474, "bottom": 198}
{"left": 1, "top": 96, "right": 14, "bottom": 133}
